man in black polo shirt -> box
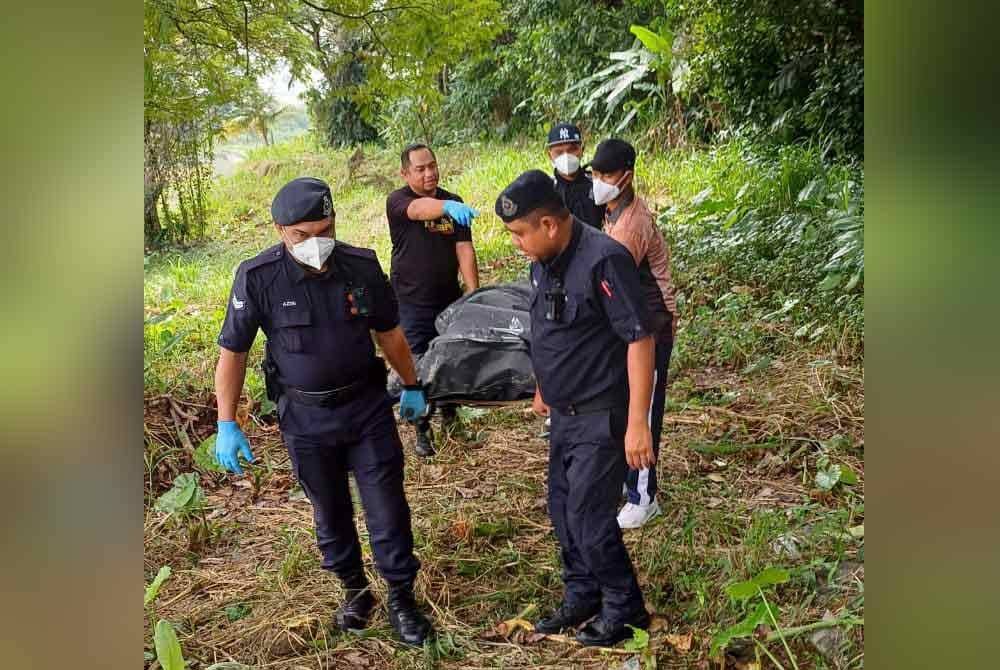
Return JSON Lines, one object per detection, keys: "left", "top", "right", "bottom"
{"left": 547, "top": 122, "right": 605, "bottom": 229}
{"left": 386, "top": 143, "right": 480, "bottom": 457}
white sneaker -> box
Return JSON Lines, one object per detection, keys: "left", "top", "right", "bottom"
{"left": 617, "top": 500, "right": 661, "bottom": 529}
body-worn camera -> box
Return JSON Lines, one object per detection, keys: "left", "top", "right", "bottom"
{"left": 347, "top": 284, "right": 371, "bottom": 317}
{"left": 544, "top": 280, "right": 566, "bottom": 322}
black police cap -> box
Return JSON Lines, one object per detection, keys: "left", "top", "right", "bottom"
{"left": 590, "top": 138, "right": 636, "bottom": 173}
{"left": 547, "top": 122, "right": 583, "bottom": 147}
{"left": 495, "top": 169, "right": 564, "bottom": 223}
{"left": 271, "top": 177, "right": 333, "bottom": 226}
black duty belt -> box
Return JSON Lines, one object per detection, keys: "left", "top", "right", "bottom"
{"left": 283, "top": 359, "right": 388, "bottom": 408}
{"left": 554, "top": 386, "right": 627, "bottom": 416}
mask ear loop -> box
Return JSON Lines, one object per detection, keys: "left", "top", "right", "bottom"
{"left": 616, "top": 170, "right": 633, "bottom": 192}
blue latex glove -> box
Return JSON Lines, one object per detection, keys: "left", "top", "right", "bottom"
{"left": 215, "top": 420, "right": 254, "bottom": 474}
{"left": 442, "top": 200, "right": 478, "bottom": 227}
{"left": 399, "top": 386, "right": 429, "bottom": 422}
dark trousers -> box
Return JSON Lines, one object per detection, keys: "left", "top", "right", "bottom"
{"left": 282, "top": 401, "right": 420, "bottom": 585}
{"left": 548, "top": 405, "right": 646, "bottom": 623}
{"left": 397, "top": 300, "right": 448, "bottom": 356}
{"left": 397, "top": 299, "right": 457, "bottom": 430}
{"left": 625, "top": 338, "right": 673, "bottom": 505}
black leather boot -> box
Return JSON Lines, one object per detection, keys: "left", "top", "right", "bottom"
{"left": 414, "top": 421, "right": 435, "bottom": 458}
{"left": 387, "top": 582, "right": 433, "bottom": 646}
{"left": 534, "top": 601, "right": 601, "bottom": 634}
{"left": 333, "top": 571, "right": 376, "bottom": 633}
{"left": 576, "top": 609, "right": 651, "bottom": 647}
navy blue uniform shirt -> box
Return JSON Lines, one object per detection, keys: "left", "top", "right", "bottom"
{"left": 218, "top": 242, "right": 398, "bottom": 392}
{"left": 553, "top": 170, "right": 605, "bottom": 229}
{"left": 528, "top": 218, "right": 651, "bottom": 410}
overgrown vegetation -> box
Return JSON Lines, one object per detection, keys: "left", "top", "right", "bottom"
{"left": 650, "top": 140, "right": 864, "bottom": 371}
{"left": 144, "top": 136, "right": 863, "bottom": 668}
{"left": 145, "top": 1, "right": 863, "bottom": 666}
{"left": 145, "top": 1, "right": 863, "bottom": 245}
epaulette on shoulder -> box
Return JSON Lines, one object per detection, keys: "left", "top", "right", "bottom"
{"left": 336, "top": 243, "right": 378, "bottom": 263}
{"left": 242, "top": 243, "right": 285, "bottom": 273}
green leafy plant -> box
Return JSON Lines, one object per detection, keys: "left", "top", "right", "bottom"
{"left": 566, "top": 43, "right": 660, "bottom": 132}
{"left": 815, "top": 454, "right": 858, "bottom": 491}
{"left": 711, "top": 567, "right": 794, "bottom": 665}
{"left": 224, "top": 603, "right": 252, "bottom": 622}
{"left": 154, "top": 472, "right": 213, "bottom": 553}
{"left": 711, "top": 565, "right": 865, "bottom": 668}
{"left": 144, "top": 565, "right": 172, "bottom": 607}
{"left": 154, "top": 619, "right": 187, "bottom": 670}
{"left": 154, "top": 472, "right": 205, "bottom": 516}
{"left": 194, "top": 435, "right": 226, "bottom": 474}
{"left": 623, "top": 623, "right": 656, "bottom": 668}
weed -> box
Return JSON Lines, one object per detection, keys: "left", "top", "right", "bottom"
{"left": 143, "top": 136, "right": 863, "bottom": 668}
{"left": 278, "top": 527, "right": 318, "bottom": 586}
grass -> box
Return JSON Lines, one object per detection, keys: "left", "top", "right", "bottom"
{"left": 144, "top": 136, "right": 864, "bottom": 668}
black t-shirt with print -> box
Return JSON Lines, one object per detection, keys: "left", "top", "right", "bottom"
{"left": 385, "top": 185, "right": 473, "bottom": 307}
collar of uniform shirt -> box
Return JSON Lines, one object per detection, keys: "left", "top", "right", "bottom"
{"left": 285, "top": 246, "right": 336, "bottom": 284}
{"left": 604, "top": 190, "right": 636, "bottom": 225}
{"left": 552, "top": 168, "right": 589, "bottom": 184}
{"left": 541, "top": 217, "right": 583, "bottom": 277}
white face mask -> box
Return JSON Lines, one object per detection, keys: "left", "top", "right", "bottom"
{"left": 288, "top": 235, "right": 335, "bottom": 270}
{"left": 552, "top": 152, "right": 580, "bottom": 176}
{"left": 592, "top": 177, "right": 621, "bottom": 206}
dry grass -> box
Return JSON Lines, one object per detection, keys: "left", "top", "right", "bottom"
{"left": 144, "top": 351, "right": 863, "bottom": 669}
{"left": 145, "top": 140, "right": 863, "bottom": 668}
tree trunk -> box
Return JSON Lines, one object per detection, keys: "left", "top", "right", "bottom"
{"left": 144, "top": 118, "right": 165, "bottom": 249}
{"left": 144, "top": 180, "right": 164, "bottom": 249}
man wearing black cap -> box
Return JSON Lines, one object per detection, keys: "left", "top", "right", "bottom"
{"left": 214, "top": 177, "right": 434, "bottom": 646}
{"left": 495, "top": 170, "right": 656, "bottom": 646}
{"left": 386, "top": 143, "right": 480, "bottom": 457}
{"left": 546, "top": 122, "right": 605, "bottom": 229}
{"left": 591, "top": 138, "right": 678, "bottom": 530}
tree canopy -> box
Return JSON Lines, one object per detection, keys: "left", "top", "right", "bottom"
{"left": 143, "top": 0, "right": 863, "bottom": 246}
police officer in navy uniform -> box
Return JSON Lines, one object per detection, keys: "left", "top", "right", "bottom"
{"left": 496, "top": 170, "right": 657, "bottom": 646}
{"left": 547, "top": 122, "right": 605, "bottom": 229}
{"left": 214, "top": 177, "right": 434, "bottom": 646}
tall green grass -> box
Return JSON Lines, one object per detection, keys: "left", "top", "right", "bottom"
{"left": 145, "top": 140, "right": 544, "bottom": 394}
{"left": 145, "top": 137, "right": 862, "bottom": 394}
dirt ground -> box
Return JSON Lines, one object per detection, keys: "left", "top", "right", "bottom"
{"left": 144, "top": 351, "right": 864, "bottom": 669}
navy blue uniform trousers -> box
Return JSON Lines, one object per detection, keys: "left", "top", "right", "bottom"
{"left": 625, "top": 337, "right": 673, "bottom": 505}
{"left": 280, "top": 385, "right": 419, "bottom": 585}
{"left": 548, "top": 405, "right": 646, "bottom": 623}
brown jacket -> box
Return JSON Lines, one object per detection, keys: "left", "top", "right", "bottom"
{"left": 603, "top": 196, "right": 678, "bottom": 328}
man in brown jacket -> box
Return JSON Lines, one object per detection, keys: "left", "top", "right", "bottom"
{"left": 591, "top": 139, "right": 678, "bottom": 529}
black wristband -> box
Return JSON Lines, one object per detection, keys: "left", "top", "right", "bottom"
{"left": 402, "top": 379, "right": 425, "bottom": 391}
